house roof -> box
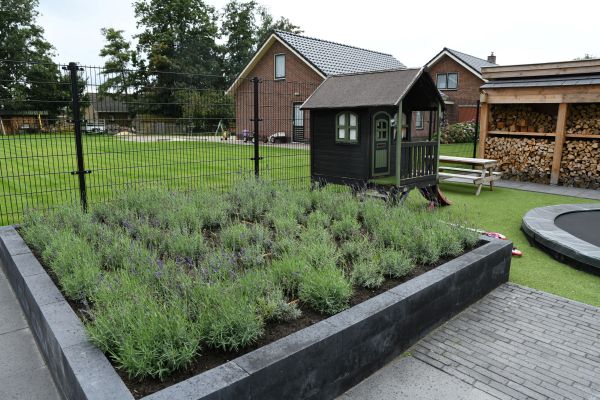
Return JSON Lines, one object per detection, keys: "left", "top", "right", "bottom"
{"left": 225, "top": 31, "right": 405, "bottom": 94}
{"left": 427, "top": 48, "right": 497, "bottom": 79}
{"left": 88, "top": 93, "right": 129, "bottom": 113}
{"left": 274, "top": 31, "right": 405, "bottom": 76}
{"left": 481, "top": 74, "right": 600, "bottom": 89}
{"left": 302, "top": 68, "right": 437, "bottom": 109}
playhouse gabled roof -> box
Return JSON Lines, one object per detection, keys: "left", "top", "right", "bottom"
{"left": 226, "top": 31, "right": 405, "bottom": 94}
{"left": 426, "top": 48, "right": 497, "bottom": 80}
{"left": 302, "top": 68, "right": 438, "bottom": 109}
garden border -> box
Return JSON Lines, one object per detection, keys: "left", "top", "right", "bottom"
{"left": 522, "top": 203, "right": 600, "bottom": 269}
{"left": 0, "top": 225, "right": 512, "bottom": 400}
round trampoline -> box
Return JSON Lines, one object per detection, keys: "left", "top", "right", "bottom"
{"left": 522, "top": 204, "right": 600, "bottom": 269}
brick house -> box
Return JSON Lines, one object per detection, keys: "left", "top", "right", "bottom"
{"left": 422, "top": 48, "right": 497, "bottom": 127}
{"left": 226, "top": 30, "right": 405, "bottom": 142}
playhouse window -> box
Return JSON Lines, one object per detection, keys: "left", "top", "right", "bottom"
{"left": 274, "top": 54, "right": 286, "bottom": 79}
{"left": 336, "top": 112, "right": 358, "bottom": 144}
{"left": 415, "top": 111, "right": 424, "bottom": 129}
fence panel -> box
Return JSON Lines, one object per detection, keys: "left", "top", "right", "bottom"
{"left": 0, "top": 61, "right": 315, "bottom": 224}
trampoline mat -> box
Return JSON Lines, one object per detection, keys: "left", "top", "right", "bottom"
{"left": 555, "top": 210, "right": 600, "bottom": 247}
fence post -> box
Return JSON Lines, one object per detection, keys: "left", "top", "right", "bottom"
{"left": 473, "top": 100, "right": 481, "bottom": 158}
{"left": 66, "top": 62, "right": 89, "bottom": 212}
{"left": 251, "top": 77, "right": 262, "bottom": 177}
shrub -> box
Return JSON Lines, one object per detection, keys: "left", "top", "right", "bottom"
{"left": 440, "top": 121, "right": 476, "bottom": 144}
{"left": 228, "top": 178, "right": 275, "bottom": 221}
{"left": 340, "top": 236, "right": 371, "bottom": 265}
{"left": 295, "top": 227, "right": 338, "bottom": 269}
{"left": 200, "top": 285, "right": 264, "bottom": 352}
{"left": 352, "top": 259, "right": 384, "bottom": 289}
{"left": 190, "top": 191, "right": 230, "bottom": 229}
{"left": 270, "top": 255, "right": 310, "bottom": 296}
{"left": 299, "top": 265, "right": 352, "bottom": 315}
{"left": 87, "top": 273, "right": 200, "bottom": 380}
{"left": 41, "top": 230, "right": 101, "bottom": 301}
{"left": 331, "top": 215, "right": 361, "bottom": 240}
{"left": 378, "top": 249, "right": 414, "bottom": 278}
{"left": 306, "top": 209, "right": 331, "bottom": 229}
{"left": 161, "top": 230, "right": 208, "bottom": 266}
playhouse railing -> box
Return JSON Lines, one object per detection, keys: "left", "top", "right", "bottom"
{"left": 399, "top": 140, "right": 438, "bottom": 185}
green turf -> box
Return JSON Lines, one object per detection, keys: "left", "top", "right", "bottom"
{"left": 0, "top": 134, "right": 309, "bottom": 225}
{"left": 429, "top": 182, "right": 600, "bottom": 307}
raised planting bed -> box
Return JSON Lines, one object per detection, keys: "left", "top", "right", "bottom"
{"left": 0, "top": 181, "right": 512, "bottom": 399}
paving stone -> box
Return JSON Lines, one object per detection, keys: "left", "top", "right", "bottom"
{"left": 410, "top": 283, "right": 600, "bottom": 400}
{"left": 0, "top": 366, "right": 61, "bottom": 400}
{"left": 0, "top": 328, "right": 46, "bottom": 377}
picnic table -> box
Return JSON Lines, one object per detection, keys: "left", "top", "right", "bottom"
{"left": 438, "top": 155, "right": 501, "bottom": 196}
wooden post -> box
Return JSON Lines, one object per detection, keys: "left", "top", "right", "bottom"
{"left": 477, "top": 101, "right": 489, "bottom": 158}
{"left": 395, "top": 100, "right": 403, "bottom": 186}
{"left": 550, "top": 103, "right": 568, "bottom": 185}
{"left": 436, "top": 103, "right": 442, "bottom": 177}
{"left": 0, "top": 115, "right": 6, "bottom": 136}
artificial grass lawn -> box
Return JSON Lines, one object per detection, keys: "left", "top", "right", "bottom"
{"left": 0, "top": 134, "right": 309, "bottom": 225}
{"left": 429, "top": 182, "right": 600, "bottom": 307}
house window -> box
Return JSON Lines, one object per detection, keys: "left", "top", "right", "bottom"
{"left": 415, "top": 111, "right": 424, "bottom": 130}
{"left": 436, "top": 73, "right": 458, "bottom": 90}
{"left": 336, "top": 112, "right": 358, "bottom": 144}
{"left": 274, "top": 54, "right": 286, "bottom": 79}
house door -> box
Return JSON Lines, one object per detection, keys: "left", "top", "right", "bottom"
{"left": 292, "top": 102, "right": 304, "bottom": 142}
{"left": 372, "top": 112, "right": 391, "bottom": 176}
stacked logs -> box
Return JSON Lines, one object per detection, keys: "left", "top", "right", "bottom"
{"left": 566, "top": 104, "right": 600, "bottom": 135}
{"left": 559, "top": 140, "right": 600, "bottom": 188}
{"left": 488, "top": 105, "right": 556, "bottom": 133}
{"left": 485, "top": 137, "right": 553, "bottom": 183}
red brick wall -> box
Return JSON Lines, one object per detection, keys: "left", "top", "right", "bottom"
{"left": 234, "top": 40, "right": 323, "bottom": 141}
{"left": 428, "top": 55, "right": 484, "bottom": 124}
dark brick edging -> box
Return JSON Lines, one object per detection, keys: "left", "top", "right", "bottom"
{"left": 522, "top": 203, "right": 600, "bottom": 269}
{"left": 0, "top": 226, "right": 512, "bottom": 400}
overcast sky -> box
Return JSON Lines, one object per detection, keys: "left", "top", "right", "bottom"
{"left": 39, "top": 0, "right": 599, "bottom": 68}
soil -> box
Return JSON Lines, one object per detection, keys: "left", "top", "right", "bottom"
{"left": 25, "top": 231, "right": 480, "bottom": 398}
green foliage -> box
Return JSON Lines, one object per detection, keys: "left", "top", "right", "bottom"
{"left": 87, "top": 273, "right": 200, "bottom": 380}
{"left": 440, "top": 121, "right": 476, "bottom": 144}
{"left": 299, "top": 265, "right": 352, "bottom": 315}
{"left": 378, "top": 249, "right": 414, "bottom": 278}
{"left": 331, "top": 215, "right": 361, "bottom": 240}
{"left": 41, "top": 231, "right": 101, "bottom": 301}
{"left": 20, "top": 179, "right": 480, "bottom": 381}
{"left": 352, "top": 259, "right": 384, "bottom": 289}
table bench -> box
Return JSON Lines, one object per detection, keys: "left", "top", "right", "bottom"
{"left": 438, "top": 156, "right": 501, "bottom": 196}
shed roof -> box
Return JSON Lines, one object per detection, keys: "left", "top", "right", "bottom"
{"left": 481, "top": 74, "right": 600, "bottom": 89}
{"left": 275, "top": 31, "right": 405, "bottom": 76}
{"left": 88, "top": 93, "right": 129, "bottom": 113}
{"left": 302, "top": 68, "right": 440, "bottom": 109}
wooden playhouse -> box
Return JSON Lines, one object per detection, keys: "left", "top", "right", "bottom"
{"left": 301, "top": 68, "right": 445, "bottom": 196}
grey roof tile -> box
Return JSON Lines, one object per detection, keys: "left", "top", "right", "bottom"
{"left": 275, "top": 31, "right": 405, "bottom": 76}
{"left": 302, "top": 69, "right": 421, "bottom": 109}
{"left": 446, "top": 48, "right": 497, "bottom": 73}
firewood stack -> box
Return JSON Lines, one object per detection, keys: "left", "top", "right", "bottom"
{"left": 488, "top": 105, "right": 556, "bottom": 133}
{"left": 485, "top": 137, "right": 553, "bottom": 183}
{"left": 559, "top": 140, "right": 600, "bottom": 188}
{"left": 566, "top": 104, "right": 600, "bottom": 135}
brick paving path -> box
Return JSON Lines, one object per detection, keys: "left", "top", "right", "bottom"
{"left": 413, "top": 283, "right": 600, "bottom": 400}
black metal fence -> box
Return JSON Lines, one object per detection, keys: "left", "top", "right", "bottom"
{"left": 0, "top": 60, "right": 317, "bottom": 224}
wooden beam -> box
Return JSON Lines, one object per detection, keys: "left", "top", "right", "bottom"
{"left": 484, "top": 85, "right": 600, "bottom": 104}
{"left": 488, "top": 131, "right": 556, "bottom": 137}
{"left": 478, "top": 102, "right": 490, "bottom": 158}
{"left": 481, "top": 59, "right": 600, "bottom": 80}
{"left": 566, "top": 133, "right": 600, "bottom": 139}
{"left": 396, "top": 101, "right": 403, "bottom": 187}
{"left": 550, "top": 103, "right": 568, "bottom": 185}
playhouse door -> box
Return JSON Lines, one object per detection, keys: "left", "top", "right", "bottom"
{"left": 372, "top": 112, "right": 390, "bottom": 176}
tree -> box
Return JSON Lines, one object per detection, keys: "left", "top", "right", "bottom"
{"left": 574, "top": 54, "right": 596, "bottom": 61}
{"left": 220, "top": 1, "right": 302, "bottom": 84}
{"left": 0, "top": 0, "right": 70, "bottom": 118}
{"left": 98, "top": 28, "right": 137, "bottom": 96}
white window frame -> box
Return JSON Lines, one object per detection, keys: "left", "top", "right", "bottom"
{"left": 274, "top": 53, "right": 286, "bottom": 80}
{"left": 436, "top": 72, "right": 458, "bottom": 90}
{"left": 415, "top": 111, "right": 424, "bottom": 130}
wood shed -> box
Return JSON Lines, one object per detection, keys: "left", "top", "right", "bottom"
{"left": 301, "top": 68, "right": 444, "bottom": 190}
{"left": 478, "top": 59, "right": 600, "bottom": 188}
